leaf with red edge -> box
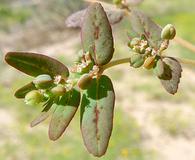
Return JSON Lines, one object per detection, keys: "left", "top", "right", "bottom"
{"left": 81, "top": 3, "right": 114, "bottom": 65}
{"left": 66, "top": 8, "right": 124, "bottom": 28}
{"left": 80, "top": 75, "right": 115, "bottom": 157}
{"left": 130, "top": 9, "right": 162, "bottom": 49}
{"left": 5, "top": 52, "right": 69, "bottom": 78}
{"left": 49, "top": 88, "right": 80, "bottom": 141}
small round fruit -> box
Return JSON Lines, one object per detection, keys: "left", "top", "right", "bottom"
{"left": 77, "top": 74, "right": 92, "bottom": 90}
{"left": 130, "top": 54, "right": 144, "bottom": 68}
{"left": 161, "top": 24, "right": 176, "bottom": 40}
{"left": 25, "top": 90, "right": 44, "bottom": 105}
{"left": 51, "top": 85, "right": 66, "bottom": 96}
{"left": 33, "top": 74, "right": 53, "bottom": 89}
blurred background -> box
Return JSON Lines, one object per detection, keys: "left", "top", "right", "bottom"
{"left": 0, "top": 0, "right": 195, "bottom": 160}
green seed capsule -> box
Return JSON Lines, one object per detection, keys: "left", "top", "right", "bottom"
{"left": 77, "top": 74, "right": 92, "bottom": 90}
{"left": 33, "top": 74, "right": 53, "bottom": 89}
{"left": 25, "top": 90, "right": 44, "bottom": 105}
{"left": 51, "top": 85, "right": 66, "bottom": 96}
{"left": 130, "top": 54, "right": 144, "bottom": 68}
{"left": 153, "top": 58, "right": 165, "bottom": 77}
{"left": 161, "top": 24, "right": 176, "bottom": 40}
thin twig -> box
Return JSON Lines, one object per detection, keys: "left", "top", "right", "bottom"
{"left": 173, "top": 57, "right": 195, "bottom": 66}
{"left": 174, "top": 36, "right": 195, "bottom": 53}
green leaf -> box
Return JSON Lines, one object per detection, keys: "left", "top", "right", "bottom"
{"left": 30, "top": 99, "right": 55, "bottom": 127}
{"left": 49, "top": 88, "right": 81, "bottom": 141}
{"left": 81, "top": 3, "right": 114, "bottom": 65}
{"left": 130, "top": 9, "right": 162, "bottom": 49}
{"left": 80, "top": 75, "right": 115, "bottom": 157}
{"left": 159, "top": 57, "right": 182, "bottom": 94}
{"left": 15, "top": 82, "right": 36, "bottom": 98}
{"left": 5, "top": 52, "right": 69, "bottom": 78}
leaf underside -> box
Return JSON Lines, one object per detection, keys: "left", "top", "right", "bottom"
{"left": 80, "top": 75, "right": 115, "bottom": 157}
{"left": 81, "top": 3, "right": 114, "bottom": 65}
{"left": 5, "top": 52, "right": 69, "bottom": 78}
{"left": 48, "top": 88, "right": 81, "bottom": 141}
{"left": 159, "top": 57, "right": 182, "bottom": 94}
{"left": 14, "top": 82, "right": 36, "bottom": 98}
{"left": 130, "top": 9, "right": 162, "bottom": 49}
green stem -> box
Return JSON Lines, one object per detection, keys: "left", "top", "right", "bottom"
{"left": 101, "top": 57, "right": 131, "bottom": 71}
{"left": 101, "top": 56, "right": 195, "bottom": 73}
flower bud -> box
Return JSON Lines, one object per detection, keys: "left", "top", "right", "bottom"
{"left": 130, "top": 37, "right": 141, "bottom": 48}
{"left": 51, "top": 85, "right": 66, "bottom": 96}
{"left": 130, "top": 54, "right": 144, "bottom": 68}
{"left": 145, "top": 47, "right": 152, "bottom": 55}
{"left": 153, "top": 58, "right": 165, "bottom": 78}
{"left": 140, "top": 47, "right": 145, "bottom": 54}
{"left": 78, "top": 74, "right": 92, "bottom": 90}
{"left": 161, "top": 24, "right": 176, "bottom": 40}
{"left": 132, "top": 46, "right": 141, "bottom": 53}
{"left": 33, "top": 74, "right": 53, "bottom": 89}
{"left": 25, "top": 90, "right": 44, "bottom": 105}
{"left": 143, "top": 56, "right": 155, "bottom": 69}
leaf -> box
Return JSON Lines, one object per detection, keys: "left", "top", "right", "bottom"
{"left": 65, "top": 9, "right": 86, "bottom": 28}
{"left": 14, "top": 82, "right": 36, "bottom": 98}
{"left": 81, "top": 3, "right": 114, "bottom": 65}
{"left": 65, "top": 8, "right": 124, "bottom": 28}
{"left": 159, "top": 57, "right": 182, "bottom": 94}
{"left": 80, "top": 75, "right": 115, "bottom": 157}
{"left": 48, "top": 88, "right": 81, "bottom": 141}
{"left": 130, "top": 9, "right": 162, "bottom": 49}
{"left": 5, "top": 52, "right": 69, "bottom": 78}
{"left": 30, "top": 99, "right": 55, "bottom": 127}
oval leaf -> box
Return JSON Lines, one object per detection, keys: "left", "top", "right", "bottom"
{"left": 81, "top": 3, "right": 114, "bottom": 65}
{"left": 80, "top": 75, "right": 115, "bottom": 157}
{"left": 5, "top": 52, "right": 69, "bottom": 78}
{"left": 130, "top": 9, "right": 162, "bottom": 49}
{"left": 49, "top": 88, "right": 80, "bottom": 141}
{"left": 66, "top": 8, "right": 124, "bottom": 28}
{"left": 30, "top": 99, "right": 55, "bottom": 127}
{"left": 15, "top": 82, "right": 36, "bottom": 99}
{"left": 159, "top": 57, "right": 182, "bottom": 94}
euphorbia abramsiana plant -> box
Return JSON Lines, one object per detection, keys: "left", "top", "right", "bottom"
{"left": 5, "top": 1, "right": 194, "bottom": 157}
